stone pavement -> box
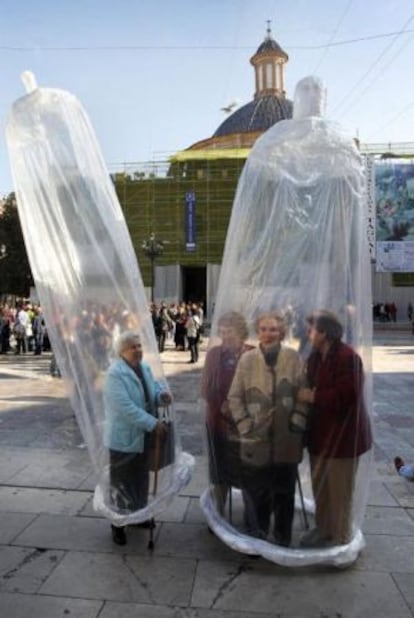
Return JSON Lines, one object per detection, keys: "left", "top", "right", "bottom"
{"left": 0, "top": 327, "right": 413, "bottom": 618}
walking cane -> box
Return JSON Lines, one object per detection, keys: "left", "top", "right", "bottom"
{"left": 296, "top": 470, "right": 309, "bottom": 530}
{"left": 148, "top": 426, "right": 161, "bottom": 551}
{"left": 228, "top": 486, "right": 233, "bottom": 524}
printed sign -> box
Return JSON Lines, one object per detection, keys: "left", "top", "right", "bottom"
{"left": 375, "top": 161, "right": 414, "bottom": 272}
{"left": 185, "top": 191, "right": 196, "bottom": 252}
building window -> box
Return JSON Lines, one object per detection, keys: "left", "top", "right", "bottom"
{"left": 258, "top": 65, "right": 263, "bottom": 91}
{"left": 266, "top": 63, "right": 273, "bottom": 89}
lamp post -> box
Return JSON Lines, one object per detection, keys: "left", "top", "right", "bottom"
{"left": 141, "top": 233, "right": 164, "bottom": 303}
{"left": 0, "top": 245, "right": 7, "bottom": 297}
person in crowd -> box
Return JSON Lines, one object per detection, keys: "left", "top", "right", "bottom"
{"left": 201, "top": 311, "right": 254, "bottom": 514}
{"left": 166, "top": 303, "right": 177, "bottom": 343}
{"left": 195, "top": 302, "right": 205, "bottom": 342}
{"left": 228, "top": 312, "right": 306, "bottom": 546}
{"left": 174, "top": 312, "right": 187, "bottom": 350}
{"left": 103, "top": 330, "right": 170, "bottom": 545}
{"left": 26, "top": 304, "right": 35, "bottom": 351}
{"left": 1, "top": 318, "right": 11, "bottom": 354}
{"left": 14, "top": 303, "right": 30, "bottom": 354}
{"left": 150, "top": 304, "right": 162, "bottom": 351}
{"left": 32, "top": 306, "right": 46, "bottom": 355}
{"left": 158, "top": 304, "right": 173, "bottom": 353}
{"left": 185, "top": 309, "right": 200, "bottom": 363}
{"left": 90, "top": 311, "right": 112, "bottom": 369}
{"left": 379, "top": 303, "right": 387, "bottom": 322}
{"left": 389, "top": 302, "right": 397, "bottom": 323}
{"left": 0, "top": 307, "right": 11, "bottom": 354}
{"left": 297, "top": 310, "right": 372, "bottom": 548}
{"left": 42, "top": 323, "right": 51, "bottom": 351}
{"left": 394, "top": 456, "right": 414, "bottom": 480}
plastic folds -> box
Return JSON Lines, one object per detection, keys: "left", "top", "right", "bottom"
{"left": 6, "top": 73, "right": 194, "bottom": 526}
{"left": 200, "top": 77, "right": 373, "bottom": 567}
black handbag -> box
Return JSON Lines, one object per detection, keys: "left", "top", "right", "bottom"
{"left": 148, "top": 404, "right": 175, "bottom": 471}
{"left": 288, "top": 407, "right": 311, "bottom": 434}
{"left": 277, "top": 378, "right": 311, "bottom": 434}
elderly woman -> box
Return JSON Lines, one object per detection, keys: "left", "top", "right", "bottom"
{"left": 297, "top": 311, "right": 372, "bottom": 547}
{"left": 103, "top": 330, "right": 170, "bottom": 545}
{"left": 201, "top": 311, "right": 253, "bottom": 514}
{"left": 227, "top": 312, "right": 306, "bottom": 546}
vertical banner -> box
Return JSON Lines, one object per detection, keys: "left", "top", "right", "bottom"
{"left": 363, "top": 154, "right": 376, "bottom": 260}
{"left": 185, "top": 190, "right": 196, "bottom": 252}
{"left": 375, "top": 160, "right": 414, "bottom": 272}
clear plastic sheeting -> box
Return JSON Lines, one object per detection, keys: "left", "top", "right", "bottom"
{"left": 6, "top": 73, "right": 194, "bottom": 527}
{"left": 200, "top": 487, "right": 365, "bottom": 568}
{"left": 200, "top": 76, "right": 373, "bottom": 567}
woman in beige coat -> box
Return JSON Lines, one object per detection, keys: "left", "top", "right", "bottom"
{"left": 227, "top": 312, "right": 306, "bottom": 545}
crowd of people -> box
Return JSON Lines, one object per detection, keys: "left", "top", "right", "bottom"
{"left": 0, "top": 299, "right": 205, "bottom": 361}
{"left": 373, "top": 301, "right": 398, "bottom": 322}
{"left": 203, "top": 309, "right": 372, "bottom": 548}
{"left": 372, "top": 301, "right": 414, "bottom": 334}
{"left": 0, "top": 301, "right": 49, "bottom": 355}
{"left": 150, "top": 301, "right": 204, "bottom": 363}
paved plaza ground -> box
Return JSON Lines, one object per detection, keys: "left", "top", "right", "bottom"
{"left": 0, "top": 325, "right": 413, "bottom": 617}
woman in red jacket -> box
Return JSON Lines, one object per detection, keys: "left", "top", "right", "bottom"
{"left": 297, "top": 310, "right": 372, "bottom": 548}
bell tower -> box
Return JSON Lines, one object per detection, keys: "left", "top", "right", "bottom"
{"left": 250, "top": 21, "right": 289, "bottom": 99}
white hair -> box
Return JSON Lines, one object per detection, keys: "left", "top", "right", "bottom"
{"left": 114, "top": 330, "right": 141, "bottom": 357}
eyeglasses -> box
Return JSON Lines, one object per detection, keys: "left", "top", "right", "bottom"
{"left": 258, "top": 326, "right": 283, "bottom": 332}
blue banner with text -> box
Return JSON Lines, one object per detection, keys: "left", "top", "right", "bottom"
{"left": 185, "top": 191, "right": 196, "bottom": 252}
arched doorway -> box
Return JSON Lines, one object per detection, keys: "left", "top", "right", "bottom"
{"left": 181, "top": 266, "right": 206, "bottom": 304}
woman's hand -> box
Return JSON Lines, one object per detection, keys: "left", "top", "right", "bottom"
{"left": 160, "top": 391, "right": 172, "bottom": 405}
{"left": 297, "top": 387, "right": 315, "bottom": 404}
{"left": 220, "top": 400, "right": 231, "bottom": 418}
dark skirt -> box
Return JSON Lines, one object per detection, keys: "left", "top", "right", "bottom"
{"left": 206, "top": 428, "right": 243, "bottom": 488}
{"left": 109, "top": 449, "right": 150, "bottom": 512}
{"left": 241, "top": 463, "right": 297, "bottom": 543}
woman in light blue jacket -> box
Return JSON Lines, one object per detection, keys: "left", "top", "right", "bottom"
{"left": 104, "top": 330, "right": 170, "bottom": 545}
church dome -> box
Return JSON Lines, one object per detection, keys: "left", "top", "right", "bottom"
{"left": 181, "top": 24, "right": 293, "bottom": 154}
{"left": 213, "top": 25, "right": 292, "bottom": 138}
{"left": 213, "top": 94, "right": 292, "bottom": 137}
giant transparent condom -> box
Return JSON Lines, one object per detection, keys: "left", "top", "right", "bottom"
{"left": 6, "top": 72, "right": 194, "bottom": 526}
{"left": 200, "top": 76, "right": 373, "bottom": 567}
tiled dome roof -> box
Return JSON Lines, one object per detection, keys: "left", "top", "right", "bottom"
{"left": 255, "top": 37, "right": 288, "bottom": 60}
{"left": 213, "top": 95, "right": 293, "bottom": 137}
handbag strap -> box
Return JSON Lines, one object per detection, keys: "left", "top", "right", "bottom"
{"left": 158, "top": 403, "right": 172, "bottom": 423}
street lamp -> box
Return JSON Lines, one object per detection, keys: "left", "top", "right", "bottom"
{"left": 141, "top": 233, "right": 164, "bottom": 303}
{"left": 0, "top": 245, "right": 7, "bottom": 296}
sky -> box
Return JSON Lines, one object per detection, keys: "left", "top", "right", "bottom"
{"left": 1, "top": 0, "right": 414, "bottom": 195}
